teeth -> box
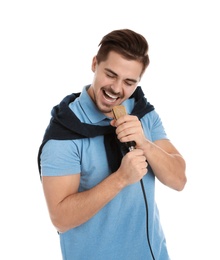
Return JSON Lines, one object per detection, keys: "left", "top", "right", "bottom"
{"left": 103, "top": 90, "right": 117, "bottom": 103}
{"left": 104, "top": 90, "right": 117, "bottom": 99}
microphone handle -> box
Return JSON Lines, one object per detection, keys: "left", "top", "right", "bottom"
{"left": 124, "top": 141, "right": 136, "bottom": 151}
{"left": 112, "top": 105, "right": 136, "bottom": 152}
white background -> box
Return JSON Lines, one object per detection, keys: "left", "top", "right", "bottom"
{"left": 1, "top": 0, "right": 219, "bottom": 259}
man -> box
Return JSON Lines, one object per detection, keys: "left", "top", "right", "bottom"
{"left": 38, "top": 29, "right": 186, "bottom": 260}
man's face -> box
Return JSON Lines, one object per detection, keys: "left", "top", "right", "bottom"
{"left": 88, "top": 51, "right": 143, "bottom": 118}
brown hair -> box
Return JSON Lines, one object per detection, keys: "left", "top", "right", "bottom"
{"left": 96, "top": 29, "right": 150, "bottom": 76}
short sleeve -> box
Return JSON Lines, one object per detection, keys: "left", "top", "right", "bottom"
{"left": 40, "top": 139, "right": 81, "bottom": 176}
{"left": 150, "top": 111, "right": 168, "bottom": 141}
{"left": 141, "top": 110, "right": 169, "bottom": 142}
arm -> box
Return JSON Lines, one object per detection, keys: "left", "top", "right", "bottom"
{"left": 42, "top": 148, "right": 147, "bottom": 233}
{"left": 141, "top": 138, "right": 186, "bottom": 191}
{"left": 111, "top": 114, "right": 187, "bottom": 191}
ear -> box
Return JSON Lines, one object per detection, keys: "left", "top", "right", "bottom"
{"left": 91, "top": 56, "right": 97, "bottom": 72}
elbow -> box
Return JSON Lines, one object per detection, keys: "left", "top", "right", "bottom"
{"left": 175, "top": 174, "right": 187, "bottom": 191}
{"left": 51, "top": 215, "right": 68, "bottom": 233}
{"left": 49, "top": 207, "right": 82, "bottom": 233}
{"left": 173, "top": 162, "right": 187, "bottom": 191}
{"left": 173, "top": 157, "right": 187, "bottom": 191}
{"left": 50, "top": 211, "right": 72, "bottom": 233}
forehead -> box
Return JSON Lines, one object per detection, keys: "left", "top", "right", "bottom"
{"left": 100, "top": 51, "right": 143, "bottom": 79}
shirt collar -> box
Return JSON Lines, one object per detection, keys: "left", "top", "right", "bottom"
{"left": 78, "top": 85, "right": 109, "bottom": 124}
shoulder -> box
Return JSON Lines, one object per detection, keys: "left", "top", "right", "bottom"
{"left": 41, "top": 140, "right": 81, "bottom": 176}
{"left": 141, "top": 110, "right": 169, "bottom": 141}
{"left": 41, "top": 139, "right": 79, "bottom": 159}
{"left": 141, "top": 109, "right": 162, "bottom": 126}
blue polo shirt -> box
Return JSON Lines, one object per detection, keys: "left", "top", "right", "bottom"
{"left": 41, "top": 85, "right": 170, "bottom": 260}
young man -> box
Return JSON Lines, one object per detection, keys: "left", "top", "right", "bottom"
{"left": 38, "top": 29, "right": 186, "bottom": 260}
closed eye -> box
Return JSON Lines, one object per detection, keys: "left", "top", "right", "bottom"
{"left": 124, "top": 81, "right": 133, "bottom": 86}
{"left": 106, "top": 73, "right": 116, "bottom": 78}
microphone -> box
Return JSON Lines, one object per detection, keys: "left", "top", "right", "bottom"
{"left": 112, "top": 105, "right": 136, "bottom": 152}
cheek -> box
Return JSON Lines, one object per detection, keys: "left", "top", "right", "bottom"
{"left": 94, "top": 74, "right": 112, "bottom": 86}
{"left": 124, "top": 86, "right": 138, "bottom": 99}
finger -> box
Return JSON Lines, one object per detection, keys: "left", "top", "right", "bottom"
{"left": 114, "top": 115, "right": 138, "bottom": 127}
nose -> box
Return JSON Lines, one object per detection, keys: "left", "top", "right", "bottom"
{"left": 110, "top": 80, "right": 122, "bottom": 94}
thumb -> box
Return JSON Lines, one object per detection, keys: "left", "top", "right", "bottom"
{"left": 110, "top": 119, "right": 116, "bottom": 127}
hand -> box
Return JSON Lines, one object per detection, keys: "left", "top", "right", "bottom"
{"left": 111, "top": 115, "right": 147, "bottom": 149}
{"left": 116, "top": 148, "right": 148, "bottom": 186}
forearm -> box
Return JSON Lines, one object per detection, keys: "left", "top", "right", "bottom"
{"left": 52, "top": 172, "right": 124, "bottom": 232}
{"left": 141, "top": 139, "right": 186, "bottom": 191}
{"left": 44, "top": 149, "right": 148, "bottom": 232}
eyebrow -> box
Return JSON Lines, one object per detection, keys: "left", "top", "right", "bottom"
{"left": 104, "top": 68, "right": 138, "bottom": 83}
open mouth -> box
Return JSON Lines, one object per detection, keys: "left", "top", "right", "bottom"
{"left": 103, "top": 90, "right": 119, "bottom": 103}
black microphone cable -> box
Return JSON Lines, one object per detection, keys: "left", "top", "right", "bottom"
{"left": 122, "top": 142, "right": 155, "bottom": 260}
{"left": 112, "top": 106, "right": 155, "bottom": 259}
{"left": 140, "top": 178, "right": 155, "bottom": 260}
